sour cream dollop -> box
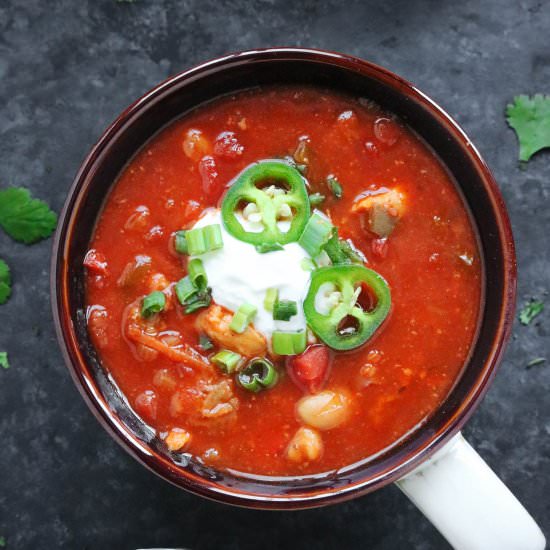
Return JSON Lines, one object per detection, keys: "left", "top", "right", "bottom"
{"left": 192, "top": 209, "right": 311, "bottom": 339}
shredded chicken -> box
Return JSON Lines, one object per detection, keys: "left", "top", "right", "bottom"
{"left": 196, "top": 304, "right": 267, "bottom": 357}
{"left": 352, "top": 188, "right": 405, "bottom": 238}
{"left": 124, "top": 302, "right": 211, "bottom": 370}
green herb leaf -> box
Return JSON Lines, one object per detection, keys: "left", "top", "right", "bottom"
{"left": 198, "top": 334, "right": 214, "bottom": 351}
{"left": 0, "top": 352, "right": 9, "bottom": 369}
{"left": 506, "top": 95, "right": 550, "bottom": 162}
{"left": 0, "top": 259, "right": 11, "bottom": 305}
{"left": 308, "top": 192, "right": 325, "bottom": 206}
{"left": 327, "top": 175, "right": 343, "bottom": 199}
{"left": 0, "top": 187, "right": 57, "bottom": 243}
{"left": 526, "top": 357, "right": 546, "bottom": 369}
{"left": 519, "top": 299, "right": 544, "bottom": 326}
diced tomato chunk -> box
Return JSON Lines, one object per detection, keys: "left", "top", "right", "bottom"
{"left": 83, "top": 249, "right": 108, "bottom": 275}
{"left": 286, "top": 345, "right": 332, "bottom": 394}
{"left": 214, "top": 131, "right": 244, "bottom": 159}
{"left": 198, "top": 155, "right": 223, "bottom": 202}
{"left": 134, "top": 390, "right": 158, "bottom": 421}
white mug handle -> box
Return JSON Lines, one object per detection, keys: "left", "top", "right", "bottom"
{"left": 396, "top": 432, "right": 546, "bottom": 550}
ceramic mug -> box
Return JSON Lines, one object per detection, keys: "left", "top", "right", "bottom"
{"left": 51, "top": 48, "right": 546, "bottom": 550}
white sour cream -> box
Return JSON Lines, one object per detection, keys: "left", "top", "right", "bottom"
{"left": 192, "top": 209, "right": 311, "bottom": 339}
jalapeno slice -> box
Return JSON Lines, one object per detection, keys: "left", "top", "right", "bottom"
{"left": 221, "top": 161, "right": 310, "bottom": 247}
{"left": 303, "top": 265, "right": 391, "bottom": 351}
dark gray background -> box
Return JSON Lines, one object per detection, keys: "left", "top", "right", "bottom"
{"left": 0, "top": 1, "right": 548, "bottom": 549}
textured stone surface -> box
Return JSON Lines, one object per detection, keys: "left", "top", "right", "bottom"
{"left": 0, "top": 1, "right": 549, "bottom": 548}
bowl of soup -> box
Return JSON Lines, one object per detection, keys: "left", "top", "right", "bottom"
{"left": 52, "top": 49, "right": 515, "bottom": 507}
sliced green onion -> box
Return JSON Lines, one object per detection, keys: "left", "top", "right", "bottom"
{"left": 175, "top": 276, "right": 212, "bottom": 314}
{"left": 174, "top": 230, "right": 188, "bottom": 254}
{"left": 237, "top": 358, "right": 278, "bottom": 392}
{"left": 175, "top": 276, "right": 196, "bottom": 304}
{"left": 141, "top": 291, "right": 166, "bottom": 318}
{"left": 186, "top": 224, "right": 223, "bottom": 255}
{"left": 212, "top": 350, "right": 242, "bottom": 374}
{"left": 203, "top": 224, "right": 223, "bottom": 251}
{"left": 264, "top": 288, "right": 279, "bottom": 312}
{"left": 272, "top": 330, "right": 307, "bottom": 355}
{"left": 198, "top": 334, "right": 214, "bottom": 351}
{"left": 273, "top": 299, "right": 297, "bottom": 321}
{"left": 308, "top": 192, "right": 325, "bottom": 206}
{"left": 256, "top": 242, "right": 284, "bottom": 254}
{"left": 188, "top": 258, "right": 207, "bottom": 290}
{"left": 323, "top": 232, "right": 365, "bottom": 265}
{"left": 186, "top": 227, "right": 207, "bottom": 255}
{"left": 327, "top": 175, "right": 343, "bottom": 199}
{"left": 229, "top": 303, "right": 257, "bottom": 333}
{"left": 298, "top": 211, "right": 334, "bottom": 257}
{"left": 300, "top": 258, "right": 316, "bottom": 272}
{"left": 183, "top": 291, "right": 211, "bottom": 314}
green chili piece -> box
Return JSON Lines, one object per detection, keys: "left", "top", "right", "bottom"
{"left": 221, "top": 161, "right": 310, "bottom": 247}
{"left": 303, "top": 264, "right": 390, "bottom": 350}
{"left": 237, "top": 357, "right": 278, "bottom": 392}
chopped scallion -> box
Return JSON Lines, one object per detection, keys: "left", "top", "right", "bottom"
{"left": 187, "top": 258, "right": 207, "bottom": 290}
{"left": 186, "top": 227, "right": 207, "bottom": 255}
{"left": 183, "top": 291, "right": 211, "bottom": 313}
{"left": 264, "top": 288, "right": 279, "bottom": 312}
{"left": 298, "top": 211, "right": 334, "bottom": 257}
{"left": 203, "top": 224, "right": 223, "bottom": 251}
{"left": 141, "top": 291, "right": 166, "bottom": 318}
{"left": 300, "top": 258, "right": 316, "bottom": 272}
{"left": 174, "top": 230, "right": 188, "bottom": 254}
{"left": 273, "top": 299, "right": 298, "bottom": 321}
{"left": 175, "top": 276, "right": 196, "bottom": 304}
{"left": 212, "top": 350, "right": 242, "bottom": 374}
{"left": 230, "top": 303, "right": 257, "bottom": 333}
{"left": 237, "top": 357, "right": 278, "bottom": 392}
{"left": 186, "top": 224, "right": 223, "bottom": 255}
{"left": 272, "top": 330, "right": 307, "bottom": 355}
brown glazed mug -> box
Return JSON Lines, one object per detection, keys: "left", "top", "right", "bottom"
{"left": 51, "top": 48, "right": 545, "bottom": 549}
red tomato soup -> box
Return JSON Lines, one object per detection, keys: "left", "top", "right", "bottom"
{"left": 85, "top": 87, "right": 481, "bottom": 476}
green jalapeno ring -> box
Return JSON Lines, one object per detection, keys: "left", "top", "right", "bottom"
{"left": 303, "top": 265, "right": 391, "bottom": 351}
{"left": 221, "top": 160, "right": 311, "bottom": 246}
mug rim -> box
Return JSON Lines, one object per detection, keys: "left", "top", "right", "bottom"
{"left": 51, "top": 47, "right": 516, "bottom": 509}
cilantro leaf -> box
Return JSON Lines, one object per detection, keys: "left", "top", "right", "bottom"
{"left": 0, "top": 187, "right": 57, "bottom": 244}
{"left": 506, "top": 94, "right": 550, "bottom": 162}
{"left": 0, "top": 259, "right": 11, "bottom": 305}
{"left": 519, "top": 299, "right": 544, "bottom": 326}
{"left": 0, "top": 352, "right": 9, "bottom": 369}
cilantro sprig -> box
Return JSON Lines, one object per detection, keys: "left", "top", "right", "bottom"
{"left": 0, "top": 259, "right": 11, "bottom": 305}
{"left": 0, "top": 187, "right": 57, "bottom": 244}
{"left": 519, "top": 299, "right": 544, "bottom": 326}
{"left": 0, "top": 352, "right": 9, "bottom": 369}
{"left": 506, "top": 94, "right": 550, "bottom": 162}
